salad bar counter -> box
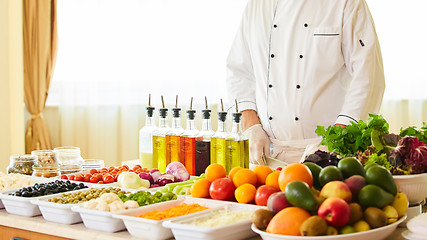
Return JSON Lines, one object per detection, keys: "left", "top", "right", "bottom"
{"left": 0, "top": 208, "right": 416, "bottom": 240}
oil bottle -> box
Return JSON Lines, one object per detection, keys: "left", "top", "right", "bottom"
{"left": 152, "top": 96, "right": 169, "bottom": 172}
{"left": 139, "top": 94, "right": 157, "bottom": 169}
{"left": 166, "top": 95, "right": 184, "bottom": 165}
{"left": 195, "top": 97, "right": 214, "bottom": 176}
{"left": 210, "top": 99, "right": 228, "bottom": 171}
{"left": 226, "top": 100, "right": 249, "bottom": 170}
{"left": 181, "top": 97, "right": 199, "bottom": 176}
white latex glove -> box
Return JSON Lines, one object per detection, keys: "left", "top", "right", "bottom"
{"left": 244, "top": 124, "right": 271, "bottom": 165}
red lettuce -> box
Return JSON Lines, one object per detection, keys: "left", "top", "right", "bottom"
{"left": 389, "top": 136, "right": 427, "bottom": 174}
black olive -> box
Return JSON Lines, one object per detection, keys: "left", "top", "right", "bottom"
{"left": 22, "top": 191, "right": 31, "bottom": 197}
{"left": 79, "top": 183, "right": 85, "bottom": 188}
{"left": 15, "top": 191, "right": 22, "bottom": 196}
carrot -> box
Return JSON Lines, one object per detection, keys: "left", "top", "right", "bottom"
{"left": 138, "top": 203, "right": 209, "bottom": 220}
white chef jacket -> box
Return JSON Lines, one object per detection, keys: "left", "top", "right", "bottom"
{"left": 226, "top": 0, "right": 385, "bottom": 141}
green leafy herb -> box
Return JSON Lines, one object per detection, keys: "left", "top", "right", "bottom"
{"left": 400, "top": 122, "right": 427, "bottom": 144}
{"left": 315, "top": 114, "right": 389, "bottom": 157}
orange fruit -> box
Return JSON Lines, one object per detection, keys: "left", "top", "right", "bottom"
{"left": 253, "top": 165, "right": 273, "bottom": 185}
{"left": 265, "top": 171, "right": 281, "bottom": 190}
{"left": 191, "top": 178, "right": 211, "bottom": 198}
{"left": 205, "top": 163, "right": 226, "bottom": 183}
{"left": 278, "top": 163, "right": 313, "bottom": 192}
{"left": 266, "top": 207, "right": 311, "bottom": 235}
{"left": 228, "top": 166, "right": 243, "bottom": 182}
{"left": 234, "top": 183, "right": 256, "bottom": 204}
{"left": 232, "top": 168, "right": 257, "bottom": 187}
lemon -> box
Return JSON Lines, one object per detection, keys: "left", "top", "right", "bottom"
{"left": 391, "top": 192, "right": 409, "bottom": 218}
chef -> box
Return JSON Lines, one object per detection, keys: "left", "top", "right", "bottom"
{"left": 226, "top": 0, "right": 385, "bottom": 165}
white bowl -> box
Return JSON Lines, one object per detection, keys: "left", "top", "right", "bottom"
{"left": 393, "top": 173, "right": 427, "bottom": 204}
{"left": 112, "top": 197, "right": 228, "bottom": 240}
{"left": 251, "top": 215, "right": 406, "bottom": 240}
{"left": 162, "top": 203, "right": 262, "bottom": 240}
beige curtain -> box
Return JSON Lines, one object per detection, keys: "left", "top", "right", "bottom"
{"left": 23, "top": 0, "right": 57, "bottom": 153}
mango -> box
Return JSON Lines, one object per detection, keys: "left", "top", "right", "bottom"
{"left": 365, "top": 165, "right": 397, "bottom": 195}
{"left": 358, "top": 184, "right": 394, "bottom": 209}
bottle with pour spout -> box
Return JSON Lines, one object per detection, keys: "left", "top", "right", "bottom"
{"left": 166, "top": 95, "right": 185, "bottom": 165}
{"left": 210, "top": 99, "right": 229, "bottom": 171}
{"left": 195, "top": 97, "right": 214, "bottom": 176}
{"left": 152, "top": 96, "right": 170, "bottom": 172}
{"left": 226, "top": 100, "right": 249, "bottom": 170}
{"left": 139, "top": 94, "right": 158, "bottom": 169}
{"left": 181, "top": 97, "right": 199, "bottom": 176}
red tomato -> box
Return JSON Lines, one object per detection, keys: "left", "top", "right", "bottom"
{"left": 60, "top": 175, "right": 68, "bottom": 180}
{"left": 209, "top": 177, "right": 235, "bottom": 201}
{"left": 75, "top": 174, "right": 84, "bottom": 182}
{"left": 89, "top": 169, "right": 98, "bottom": 175}
{"left": 122, "top": 165, "right": 130, "bottom": 170}
{"left": 97, "top": 181, "right": 104, "bottom": 184}
{"left": 68, "top": 175, "right": 75, "bottom": 180}
{"left": 100, "top": 168, "right": 108, "bottom": 173}
{"left": 132, "top": 165, "right": 142, "bottom": 171}
{"left": 108, "top": 166, "right": 116, "bottom": 172}
{"left": 254, "top": 185, "right": 280, "bottom": 206}
{"left": 95, "top": 173, "right": 103, "bottom": 181}
{"left": 114, "top": 174, "right": 119, "bottom": 182}
{"left": 103, "top": 174, "right": 114, "bottom": 183}
{"left": 84, "top": 173, "right": 92, "bottom": 182}
{"left": 90, "top": 175, "right": 99, "bottom": 183}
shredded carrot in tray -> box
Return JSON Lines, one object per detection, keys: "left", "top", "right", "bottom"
{"left": 139, "top": 203, "right": 209, "bottom": 220}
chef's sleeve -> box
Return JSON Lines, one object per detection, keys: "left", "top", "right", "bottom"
{"left": 337, "top": 0, "right": 385, "bottom": 125}
{"left": 226, "top": 2, "right": 257, "bottom": 112}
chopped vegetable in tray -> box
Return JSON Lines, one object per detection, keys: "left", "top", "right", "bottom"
{"left": 138, "top": 203, "right": 209, "bottom": 220}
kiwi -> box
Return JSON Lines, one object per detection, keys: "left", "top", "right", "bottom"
{"left": 251, "top": 209, "right": 274, "bottom": 230}
{"left": 348, "top": 203, "right": 364, "bottom": 224}
{"left": 300, "top": 216, "right": 328, "bottom": 236}
{"left": 364, "top": 207, "right": 388, "bottom": 229}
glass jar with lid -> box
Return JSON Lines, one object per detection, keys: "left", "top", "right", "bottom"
{"left": 54, "top": 146, "right": 84, "bottom": 174}
{"left": 7, "top": 155, "right": 38, "bottom": 175}
{"left": 31, "top": 150, "right": 60, "bottom": 167}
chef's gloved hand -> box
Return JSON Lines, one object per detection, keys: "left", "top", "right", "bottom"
{"left": 244, "top": 124, "right": 271, "bottom": 165}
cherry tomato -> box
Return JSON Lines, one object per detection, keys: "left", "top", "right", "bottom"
{"left": 84, "top": 173, "right": 92, "bottom": 182}
{"left": 68, "top": 175, "right": 75, "bottom": 180}
{"left": 133, "top": 165, "right": 142, "bottom": 171}
{"left": 108, "top": 166, "right": 116, "bottom": 172}
{"left": 89, "top": 169, "right": 98, "bottom": 175}
{"left": 121, "top": 165, "right": 130, "bottom": 170}
{"left": 75, "top": 174, "right": 84, "bottom": 182}
{"left": 95, "top": 173, "right": 103, "bottom": 181}
{"left": 114, "top": 174, "right": 119, "bottom": 182}
{"left": 97, "top": 181, "right": 104, "bottom": 184}
{"left": 103, "top": 174, "right": 114, "bottom": 184}
{"left": 90, "top": 175, "right": 99, "bottom": 183}
{"left": 60, "top": 175, "right": 68, "bottom": 180}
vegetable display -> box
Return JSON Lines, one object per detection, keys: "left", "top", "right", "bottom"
{"left": 138, "top": 203, "right": 209, "bottom": 220}
{"left": 118, "top": 191, "right": 177, "bottom": 206}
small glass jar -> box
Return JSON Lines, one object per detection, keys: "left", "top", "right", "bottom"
{"left": 7, "top": 155, "right": 38, "bottom": 175}
{"left": 54, "top": 146, "right": 84, "bottom": 174}
{"left": 32, "top": 166, "right": 61, "bottom": 178}
{"left": 82, "top": 159, "right": 105, "bottom": 172}
{"left": 31, "top": 150, "right": 59, "bottom": 167}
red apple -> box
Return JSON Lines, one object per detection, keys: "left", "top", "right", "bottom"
{"left": 209, "top": 177, "right": 235, "bottom": 201}
{"left": 318, "top": 197, "right": 351, "bottom": 227}
{"left": 267, "top": 192, "right": 292, "bottom": 214}
{"left": 320, "top": 180, "right": 352, "bottom": 203}
{"left": 255, "top": 185, "right": 280, "bottom": 206}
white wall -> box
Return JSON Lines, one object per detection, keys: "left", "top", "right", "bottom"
{"left": 0, "top": 0, "right": 25, "bottom": 172}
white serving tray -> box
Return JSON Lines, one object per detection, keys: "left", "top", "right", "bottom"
{"left": 71, "top": 203, "right": 128, "bottom": 233}
{"left": 0, "top": 188, "right": 43, "bottom": 217}
{"left": 162, "top": 202, "right": 262, "bottom": 240}
{"left": 112, "top": 197, "right": 228, "bottom": 240}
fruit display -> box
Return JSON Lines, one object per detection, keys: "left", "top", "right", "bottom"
{"left": 251, "top": 161, "right": 409, "bottom": 237}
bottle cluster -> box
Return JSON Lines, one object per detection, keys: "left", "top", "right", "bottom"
{"left": 138, "top": 95, "right": 249, "bottom": 176}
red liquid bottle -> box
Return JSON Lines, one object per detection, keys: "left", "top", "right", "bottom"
{"left": 181, "top": 108, "right": 198, "bottom": 176}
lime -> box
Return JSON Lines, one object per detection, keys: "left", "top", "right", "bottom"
{"left": 318, "top": 166, "right": 343, "bottom": 187}
{"left": 337, "top": 157, "right": 365, "bottom": 178}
